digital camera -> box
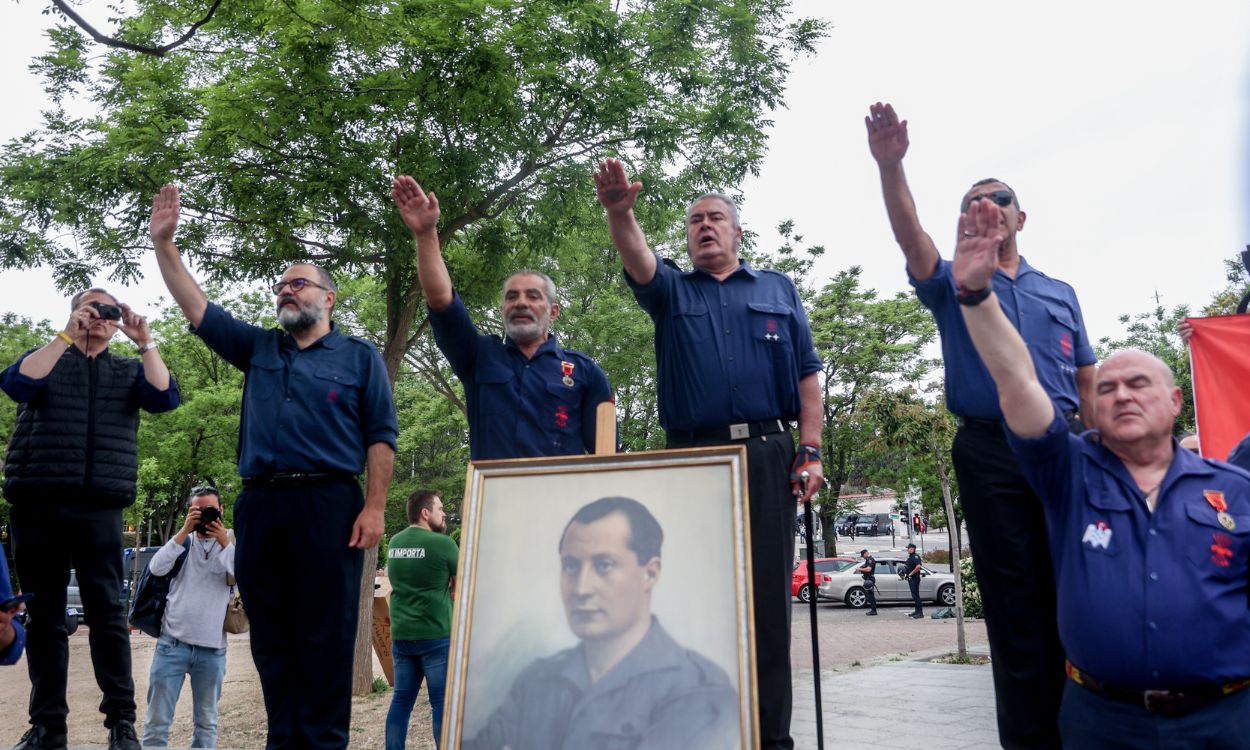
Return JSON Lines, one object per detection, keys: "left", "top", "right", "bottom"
{"left": 197, "top": 505, "right": 221, "bottom": 533}
{"left": 90, "top": 301, "right": 122, "bottom": 321}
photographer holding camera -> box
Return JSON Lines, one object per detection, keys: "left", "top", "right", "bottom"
{"left": 2, "top": 288, "right": 179, "bottom": 750}
{"left": 141, "top": 486, "right": 235, "bottom": 748}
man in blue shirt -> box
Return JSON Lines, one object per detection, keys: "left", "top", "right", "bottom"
{"left": 2, "top": 288, "right": 178, "bottom": 750}
{"left": 955, "top": 197, "right": 1250, "bottom": 748}
{"left": 391, "top": 176, "right": 613, "bottom": 460}
{"left": 595, "top": 159, "right": 824, "bottom": 750}
{"left": 148, "top": 184, "right": 399, "bottom": 750}
{"left": 867, "top": 102, "right": 1096, "bottom": 749}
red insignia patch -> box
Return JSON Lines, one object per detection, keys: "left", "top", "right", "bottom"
{"left": 1059, "top": 332, "right": 1073, "bottom": 357}
{"left": 1211, "top": 532, "right": 1234, "bottom": 567}
{"left": 554, "top": 404, "right": 569, "bottom": 428}
{"left": 328, "top": 389, "right": 338, "bottom": 404}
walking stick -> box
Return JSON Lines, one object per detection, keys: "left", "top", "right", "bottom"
{"left": 799, "top": 471, "right": 825, "bottom": 750}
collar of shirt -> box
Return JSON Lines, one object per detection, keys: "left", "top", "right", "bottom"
{"left": 280, "top": 322, "right": 346, "bottom": 353}
{"left": 555, "top": 616, "right": 680, "bottom": 694}
{"left": 675, "top": 258, "right": 761, "bottom": 281}
{"left": 503, "top": 333, "right": 566, "bottom": 360}
{"left": 1083, "top": 435, "right": 1215, "bottom": 507}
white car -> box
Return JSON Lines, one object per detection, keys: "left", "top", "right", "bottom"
{"left": 818, "top": 555, "right": 957, "bottom": 609}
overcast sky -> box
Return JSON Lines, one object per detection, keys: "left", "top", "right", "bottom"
{"left": 2, "top": 0, "right": 1248, "bottom": 348}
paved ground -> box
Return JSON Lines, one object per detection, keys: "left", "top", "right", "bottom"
{"left": 14, "top": 599, "right": 995, "bottom": 749}
{"left": 792, "top": 646, "right": 998, "bottom": 750}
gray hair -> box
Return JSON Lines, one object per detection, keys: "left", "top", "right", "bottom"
{"left": 686, "top": 193, "right": 741, "bottom": 228}
{"left": 70, "top": 288, "right": 119, "bottom": 311}
{"left": 303, "top": 263, "right": 337, "bottom": 292}
{"left": 502, "top": 270, "right": 557, "bottom": 306}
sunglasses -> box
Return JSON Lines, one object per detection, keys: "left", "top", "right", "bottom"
{"left": 189, "top": 484, "right": 219, "bottom": 496}
{"left": 271, "top": 278, "right": 329, "bottom": 295}
{"left": 962, "top": 190, "right": 1015, "bottom": 212}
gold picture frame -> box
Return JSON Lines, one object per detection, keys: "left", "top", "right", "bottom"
{"left": 442, "top": 445, "right": 758, "bottom": 749}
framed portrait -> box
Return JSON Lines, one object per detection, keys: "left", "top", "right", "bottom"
{"left": 442, "top": 446, "right": 758, "bottom": 749}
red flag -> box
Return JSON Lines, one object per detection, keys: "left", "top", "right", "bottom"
{"left": 1187, "top": 315, "right": 1250, "bottom": 460}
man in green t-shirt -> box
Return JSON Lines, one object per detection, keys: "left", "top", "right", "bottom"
{"left": 385, "top": 489, "right": 459, "bottom": 749}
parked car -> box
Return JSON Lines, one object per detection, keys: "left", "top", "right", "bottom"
{"left": 818, "top": 555, "right": 957, "bottom": 608}
{"left": 67, "top": 569, "right": 83, "bottom": 612}
{"left": 15, "top": 606, "right": 79, "bottom": 636}
{"left": 853, "top": 513, "right": 895, "bottom": 537}
{"left": 791, "top": 557, "right": 855, "bottom": 603}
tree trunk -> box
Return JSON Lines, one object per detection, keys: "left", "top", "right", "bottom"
{"left": 351, "top": 546, "right": 380, "bottom": 695}
{"left": 935, "top": 447, "right": 966, "bottom": 658}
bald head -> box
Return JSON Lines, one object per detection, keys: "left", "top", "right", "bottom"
{"left": 1093, "top": 349, "right": 1181, "bottom": 451}
{"left": 1098, "top": 350, "right": 1174, "bottom": 388}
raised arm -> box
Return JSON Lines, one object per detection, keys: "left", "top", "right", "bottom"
{"left": 391, "top": 176, "right": 453, "bottom": 310}
{"left": 954, "top": 201, "right": 1055, "bottom": 438}
{"left": 17, "top": 304, "right": 102, "bottom": 379}
{"left": 594, "top": 159, "right": 656, "bottom": 284}
{"left": 865, "top": 102, "right": 941, "bottom": 281}
{"left": 149, "top": 185, "right": 209, "bottom": 328}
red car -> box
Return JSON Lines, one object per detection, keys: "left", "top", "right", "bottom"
{"left": 792, "top": 557, "right": 855, "bottom": 603}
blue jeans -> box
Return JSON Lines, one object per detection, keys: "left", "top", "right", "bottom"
{"left": 385, "top": 637, "right": 450, "bottom": 750}
{"left": 142, "top": 633, "right": 227, "bottom": 747}
{"left": 1059, "top": 679, "right": 1250, "bottom": 749}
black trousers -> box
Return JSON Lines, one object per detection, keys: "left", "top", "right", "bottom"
{"left": 233, "top": 479, "right": 365, "bottom": 750}
{"left": 864, "top": 579, "right": 877, "bottom": 611}
{"left": 10, "top": 502, "right": 136, "bottom": 733}
{"left": 908, "top": 575, "right": 923, "bottom": 614}
{"left": 952, "top": 423, "right": 1065, "bottom": 750}
{"left": 667, "top": 431, "right": 796, "bottom": 750}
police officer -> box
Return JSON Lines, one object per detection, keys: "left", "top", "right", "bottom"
{"left": 855, "top": 550, "right": 877, "bottom": 616}
{"left": 955, "top": 198, "right": 1250, "bottom": 749}
{"left": 391, "top": 176, "right": 612, "bottom": 460}
{"left": 595, "top": 159, "right": 824, "bottom": 750}
{"left": 903, "top": 543, "right": 923, "bottom": 619}
{"left": 150, "top": 185, "right": 399, "bottom": 749}
{"left": 867, "top": 102, "right": 1096, "bottom": 749}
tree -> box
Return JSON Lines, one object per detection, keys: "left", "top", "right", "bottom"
{"left": 866, "top": 386, "right": 968, "bottom": 657}
{"left": 807, "top": 266, "right": 937, "bottom": 555}
{"left": 1, "top": 3, "right": 826, "bottom": 687}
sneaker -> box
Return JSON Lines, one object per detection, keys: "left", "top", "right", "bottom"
{"left": 108, "top": 720, "right": 140, "bottom": 750}
{"left": 13, "top": 727, "right": 68, "bottom": 750}
{"left": 866, "top": 610, "right": 878, "bottom": 616}
{"left": 910, "top": 612, "right": 924, "bottom": 619}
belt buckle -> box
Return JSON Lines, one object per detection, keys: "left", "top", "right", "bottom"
{"left": 729, "top": 423, "right": 750, "bottom": 440}
{"left": 1142, "top": 690, "right": 1183, "bottom": 715}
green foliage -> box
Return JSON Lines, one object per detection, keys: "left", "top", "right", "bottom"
{"left": 959, "top": 555, "right": 983, "bottom": 619}
{"left": 2, "top": 0, "right": 826, "bottom": 388}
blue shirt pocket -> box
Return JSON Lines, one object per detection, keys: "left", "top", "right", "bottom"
{"left": 475, "top": 364, "right": 515, "bottom": 417}
{"left": 1183, "top": 504, "right": 1249, "bottom": 580}
{"left": 1079, "top": 492, "right": 1132, "bottom": 558}
{"left": 671, "top": 301, "right": 711, "bottom": 345}
{"left": 313, "top": 366, "right": 360, "bottom": 414}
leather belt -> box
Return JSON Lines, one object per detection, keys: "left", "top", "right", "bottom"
{"left": 243, "top": 472, "right": 356, "bottom": 488}
{"left": 666, "top": 419, "right": 788, "bottom": 444}
{"left": 1066, "top": 660, "right": 1250, "bottom": 717}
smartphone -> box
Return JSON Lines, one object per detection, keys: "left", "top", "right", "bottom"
{"left": 0, "top": 592, "right": 34, "bottom": 612}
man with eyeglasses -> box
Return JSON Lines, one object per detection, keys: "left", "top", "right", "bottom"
{"left": 148, "top": 184, "right": 399, "bottom": 750}
{"left": 390, "top": 176, "right": 612, "bottom": 460}
{"left": 2, "top": 287, "right": 179, "bottom": 750}
{"left": 867, "top": 102, "right": 1096, "bottom": 749}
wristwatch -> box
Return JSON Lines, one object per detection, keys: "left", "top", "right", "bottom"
{"left": 137, "top": 341, "right": 159, "bottom": 354}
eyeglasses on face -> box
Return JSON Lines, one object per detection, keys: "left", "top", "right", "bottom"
{"left": 962, "top": 189, "right": 1015, "bottom": 212}
{"left": 271, "top": 278, "right": 329, "bottom": 295}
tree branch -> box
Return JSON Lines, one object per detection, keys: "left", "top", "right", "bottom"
{"left": 51, "top": 0, "right": 224, "bottom": 57}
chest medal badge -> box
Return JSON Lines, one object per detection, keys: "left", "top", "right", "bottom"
{"left": 1204, "top": 490, "right": 1236, "bottom": 531}
{"left": 561, "top": 360, "right": 575, "bottom": 387}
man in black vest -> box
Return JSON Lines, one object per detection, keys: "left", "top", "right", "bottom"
{"left": 1, "top": 288, "right": 180, "bottom": 750}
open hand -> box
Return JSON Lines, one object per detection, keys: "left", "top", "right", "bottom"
{"left": 865, "top": 102, "right": 910, "bottom": 166}
{"left": 150, "top": 184, "right": 181, "bottom": 246}
{"left": 391, "top": 176, "right": 440, "bottom": 236}
{"left": 593, "top": 159, "right": 643, "bottom": 214}
{"left": 952, "top": 200, "right": 1005, "bottom": 293}
{"left": 118, "top": 303, "right": 151, "bottom": 346}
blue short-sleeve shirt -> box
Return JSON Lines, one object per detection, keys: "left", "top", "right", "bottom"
{"left": 626, "top": 256, "right": 821, "bottom": 431}
{"left": 192, "top": 302, "right": 398, "bottom": 477}
{"left": 429, "top": 292, "right": 613, "bottom": 460}
{"left": 1008, "top": 409, "right": 1250, "bottom": 687}
{"left": 911, "top": 256, "right": 1095, "bottom": 419}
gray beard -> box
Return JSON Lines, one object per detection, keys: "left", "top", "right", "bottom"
{"left": 505, "top": 315, "right": 546, "bottom": 343}
{"left": 278, "top": 303, "right": 321, "bottom": 334}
